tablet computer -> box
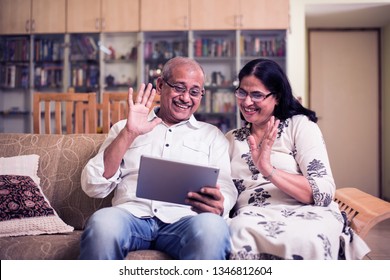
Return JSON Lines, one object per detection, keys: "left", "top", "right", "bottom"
{"left": 136, "top": 155, "right": 220, "bottom": 205}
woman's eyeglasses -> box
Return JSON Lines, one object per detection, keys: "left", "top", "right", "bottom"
{"left": 235, "top": 88, "right": 274, "bottom": 102}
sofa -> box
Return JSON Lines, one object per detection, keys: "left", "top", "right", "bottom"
{"left": 0, "top": 133, "right": 171, "bottom": 260}
{"left": 1, "top": 133, "right": 390, "bottom": 260}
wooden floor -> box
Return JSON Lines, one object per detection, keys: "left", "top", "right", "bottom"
{"left": 363, "top": 218, "right": 390, "bottom": 260}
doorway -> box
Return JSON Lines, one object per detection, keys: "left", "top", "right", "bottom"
{"left": 309, "top": 29, "right": 380, "bottom": 196}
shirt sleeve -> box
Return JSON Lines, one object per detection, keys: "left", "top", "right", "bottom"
{"left": 210, "top": 129, "right": 238, "bottom": 217}
{"left": 80, "top": 121, "right": 125, "bottom": 198}
{"left": 291, "top": 116, "right": 336, "bottom": 206}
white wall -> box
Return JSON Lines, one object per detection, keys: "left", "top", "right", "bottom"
{"left": 382, "top": 24, "right": 390, "bottom": 200}
{"left": 287, "top": 0, "right": 390, "bottom": 104}
{"left": 287, "top": 0, "right": 390, "bottom": 199}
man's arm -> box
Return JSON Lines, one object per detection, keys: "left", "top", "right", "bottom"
{"left": 81, "top": 84, "right": 162, "bottom": 197}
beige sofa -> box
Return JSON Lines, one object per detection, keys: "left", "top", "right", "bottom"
{"left": 1, "top": 133, "right": 389, "bottom": 260}
{"left": 0, "top": 133, "right": 170, "bottom": 260}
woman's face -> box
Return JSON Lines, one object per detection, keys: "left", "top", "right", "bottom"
{"left": 236, "top": 75, "right": 278, "bottom": 128}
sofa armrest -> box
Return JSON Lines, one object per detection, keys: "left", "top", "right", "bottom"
{"left": 334, "top": 187, "right": 390, "bottom": 238}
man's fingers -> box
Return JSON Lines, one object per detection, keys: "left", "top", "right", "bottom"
{"left": 128, "top": 87, "right": 134, "bottom": 106}
{"left": 134, "top": 83, "right": 146, "bottom": 104}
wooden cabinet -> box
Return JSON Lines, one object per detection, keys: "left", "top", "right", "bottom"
{"left": 140, "top": 0, "right": 189, "bottom": 31}
{"left": 67, "top": 0, "right": 100, "bottom": 33}
{"left": 0, "top": 0, "right": 31, "bottom": 35}
{"left": 67, "top": 0, "right": 139, "bottom": 33}
{"left": 0, "top": 0, "right": 65, "bottom": 35}
{"left": 190, "top": 0, "right": 238, "bottom": 30}
{"left": 31, "top": 0, "right": 66, "bottom": 33}
{"left": 101, "top": 0, "right": 139, "bottom": 32}
{"left": 190, "top": 0, "right": 289, "bottom": 30}
{"left": 240, "top": 0, "right": 289, "bottom": 29}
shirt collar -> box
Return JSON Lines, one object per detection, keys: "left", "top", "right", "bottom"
{"left": 148, "top": 106, "right": 201, "bottom": 129}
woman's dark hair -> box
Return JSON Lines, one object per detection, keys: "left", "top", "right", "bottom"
{"left": 238, "top": 58, "right": 317, "bottom": 123}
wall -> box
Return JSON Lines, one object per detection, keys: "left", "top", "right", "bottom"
{"left": 287, "top": 0, "right": 390, "bottom": 199}
{"left": 383, "top": 24, "right": 390, "bottom": 200}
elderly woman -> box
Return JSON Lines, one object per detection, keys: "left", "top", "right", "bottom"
{"left": 226, "top": 58, "right": 369, "bottom": 260}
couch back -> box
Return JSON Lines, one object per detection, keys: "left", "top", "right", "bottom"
{"left": 0, "top": 133, "right": 112, "bottom": 230}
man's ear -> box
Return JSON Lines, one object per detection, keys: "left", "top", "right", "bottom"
{"left": 156, "top": 77, "right": 163, "bottom": 93}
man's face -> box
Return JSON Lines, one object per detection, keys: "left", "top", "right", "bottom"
{"left": 156, "top": 64, "right": 204, "bottom": 126}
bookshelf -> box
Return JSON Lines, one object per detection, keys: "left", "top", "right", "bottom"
{"left": 101, "top": 32, "right": 138, "bottom": 91}
{"left": 69, "top": 34, "right": 100, "bottom": 93}
{"left": 191, "top": 29, "right": 286, "bottom": 132}
{"left": 0, "top": 30, "right": 286, "bottom": 133}
{"left": 0, "top": 35, "right": 31, "bottom": 132}
{"left": 0, "top": 0, "right": 289, "bottom": 133}
{"left": 33, "top": 34, "right": 65, "bottom": 91}
{"left": 240, "top": 30, "right": 286, "bottom": 72}
{"left": 192, "top": 30, "right": 238, "bottom": 133}
{"left": 142, "top": 31, "right": 189, "bottom": 86}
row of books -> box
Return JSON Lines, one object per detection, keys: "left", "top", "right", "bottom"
{"left": 34, "top": 39, "right": 64, "bottom": 61}
{"left": 34, "top": 66, "right": 63, "bottom": 88}
{"left": 70, "top": 35, "right": 99, "bottom": 60}
{"left": 0, "top": 37, "right": 30, "bottom": 61}
{"left": 0, "top": 65, "right": 29, "bottom": 88}
{"left": 194, "top": 37, "right": 236, "bottom": 58}
{"left": 240, "top": 35, "right": 286, "bottom": 57}
{"left": 144, "top": 40, "right": 188, "bottom": 60}
{"left": 71, "top": 65, "right": 99, "bottom": 88}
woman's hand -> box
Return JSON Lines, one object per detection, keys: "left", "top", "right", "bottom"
{"left": 248, "top": 116, "right": 314, "bottom": 204}
{"left": 248, "top": 116, "right": 280, "bottom": 177}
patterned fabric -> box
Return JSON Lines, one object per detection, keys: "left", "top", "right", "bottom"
{"left": 0, "top": 133, "right": 113, "bottom": 259}
{"left": 0, "top": 133, "right": 111, "bottom": 230}
{"left": 0, "top": 154, "right": 41, "bottom": 186}
{"left": 0, "top": 174, "right": 73, "bottom": 237}
{"left": 226, "top": 115, "right": 370, "bottom": 260}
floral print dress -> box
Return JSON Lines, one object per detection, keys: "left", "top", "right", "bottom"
{"left": 226, "top": 115, "right": 370, "bottom": 260}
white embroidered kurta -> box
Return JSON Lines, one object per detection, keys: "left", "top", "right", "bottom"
{"left": 225, "top": 115, "right": 370, "bottom": 260}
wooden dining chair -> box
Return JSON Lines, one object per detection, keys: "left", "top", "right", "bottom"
{"left": 100, "top": 92, "right": 161, "bottom": 133}
{"left": 33, "top": 92, "right": 97, "bottom": 134}
{"left": 100, "top": 92, "right": 128, "bottom": 133}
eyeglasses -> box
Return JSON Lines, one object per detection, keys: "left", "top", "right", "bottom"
{"left": 163, "top": 78, "right": 205, "bottom": 98}
{"left": 235, "top": 88, "right": 274, "bottom": 102}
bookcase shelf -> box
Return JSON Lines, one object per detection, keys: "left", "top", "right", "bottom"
{"left": 0, "top": 29, "right": 286, "bottom": 133}
{"left": 143, "top": 31, "right": 189, "bottom": 86}
{"left": 33, "top": 34, "right": 65, "bottom": 90}
{"left": 101, "top": 32, "right": 138, "bottom": 91}
{"left": 69, "top": 34, "right": 100, "bottom": 93}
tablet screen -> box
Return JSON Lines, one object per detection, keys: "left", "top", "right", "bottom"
{"left": 136, "top": 155, "right": 220, "bottom": 205}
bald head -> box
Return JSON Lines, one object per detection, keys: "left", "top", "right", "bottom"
{"left": 161, "top": 57, "right": 205, "bottom": 83}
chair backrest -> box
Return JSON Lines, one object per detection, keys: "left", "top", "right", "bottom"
{"left": 33, "top": 92, "right": 97, "bottom": 134}
{"left": 100, "top": 92, "right": 161, "bottom": 133}
{"left": 101, "top": 92, "right": 128, "bottom": 133}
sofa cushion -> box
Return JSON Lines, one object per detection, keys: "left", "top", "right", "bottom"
{"left": 0, "top": 134, "right": 112, "bottom": 230}
{"left": 125, "top": 250, "right": 173, "bottom": 260}
{"left": 0, "top": 154, "right": 41, "bottom": 185}
{"left": 0, "top": 174, "right": 73, "bottom": 237}
{"left": 0, "top": 231, "right": 83, "bottom": 260}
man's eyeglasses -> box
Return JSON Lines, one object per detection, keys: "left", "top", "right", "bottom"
{"left": 163, "top": 78, "right": 205, "bottom": 98}
{"left": 235, "top": 88, "right": 274, "bottom": 102}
